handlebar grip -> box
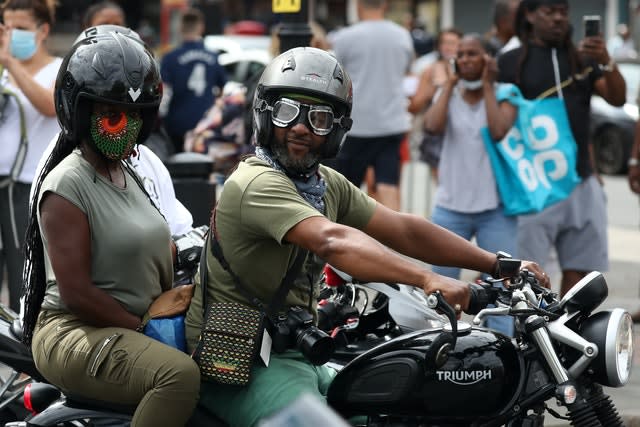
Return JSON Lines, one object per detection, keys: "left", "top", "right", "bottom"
{"left": 466, "top": 283, "right": 497, "bottom": 315}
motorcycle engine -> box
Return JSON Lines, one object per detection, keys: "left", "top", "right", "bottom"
{"left": 327, "top": 327, "right": 521, "bottom": 422}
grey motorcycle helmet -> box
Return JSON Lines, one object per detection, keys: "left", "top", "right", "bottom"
{"left": 253, "top": 47, "right": 353, "bottom": 159}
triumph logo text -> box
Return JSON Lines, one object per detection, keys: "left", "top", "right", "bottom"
{"left": 436, "top": 370, "right": 492, "bottom": 385}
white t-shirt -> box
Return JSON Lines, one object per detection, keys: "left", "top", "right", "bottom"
{"left": 0, "top": 57, "right": 62, "bottom": 183}
{"left": 31, "top": 136, "right": 193, "bottom": 236}
{"left": 127, "top": 145, "right": 193, "bottom": 236}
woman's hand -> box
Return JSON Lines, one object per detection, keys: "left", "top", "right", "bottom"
{"left": 482, "top": 54, "right": 498, "bottom": 85}
{"left": 445, "top": 58, "right": 459, "bottom": 86}
{"left": 0, "top": 24, "right": 11, "bottom": 68}
{"left": 0, "top": 24, "right": 15, "bottom": 70}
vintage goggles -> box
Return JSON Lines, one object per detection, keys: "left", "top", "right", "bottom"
{"left": 266, "top": 97, "right": 349, "bottom": 136}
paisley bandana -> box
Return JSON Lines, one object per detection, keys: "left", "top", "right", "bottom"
{"left": 90, "top": 111, "right": 142, "bottom": 160}
{"left": 255, "top": 146, "right": 326, "bottom": 214}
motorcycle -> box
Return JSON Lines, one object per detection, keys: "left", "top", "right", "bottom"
{"left": 2, "top": 258, "right": 635, "bottom": 427}
{"left": 325, "top": 263, "right": 634, "bottom": 426}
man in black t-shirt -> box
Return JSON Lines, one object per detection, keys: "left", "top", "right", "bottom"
{"left": 496, "top": 0, "right": 626, "bottom": 296}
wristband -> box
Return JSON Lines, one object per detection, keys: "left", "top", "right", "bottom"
{"left": 629, "top": 157, "right": 639, "bottom": 167}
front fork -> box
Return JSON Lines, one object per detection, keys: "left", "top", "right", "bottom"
{"left": 525, "top": 315, "right": 623, "bottom": 427}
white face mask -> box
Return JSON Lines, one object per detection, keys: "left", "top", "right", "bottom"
{"left": 460, "top": 79, "right": 483, "bottom": 90}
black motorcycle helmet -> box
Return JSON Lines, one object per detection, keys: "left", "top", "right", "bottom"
{"left": 55, "top": 27, "right": 161, "bottom": 143}
{"left": 253, "top": 47, "right": 353, "bottom": 160}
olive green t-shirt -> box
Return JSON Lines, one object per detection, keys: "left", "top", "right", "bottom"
{"left": 38, "top": 150, "right": 173, "bottom": 317}
{"left": 185, "top": 157, "right": 376, "bottom": 352}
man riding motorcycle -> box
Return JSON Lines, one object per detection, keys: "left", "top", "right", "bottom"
{"left": 184, "top": 46, "right": 550, "bottom": 427}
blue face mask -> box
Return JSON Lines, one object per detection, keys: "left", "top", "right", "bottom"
{"left": 10, "top": 29, "right": 38, "bottom": 61}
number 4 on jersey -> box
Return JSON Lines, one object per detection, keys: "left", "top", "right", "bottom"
{"left": 187, "top": 63, "right": 207, "bottom": 97}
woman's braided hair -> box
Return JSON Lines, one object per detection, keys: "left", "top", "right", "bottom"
{"left": 22, "top": 134, "right": 75, "bottom": 346}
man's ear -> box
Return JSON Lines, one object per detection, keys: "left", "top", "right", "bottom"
{"left": 525, "top": 10, "right": 535, "bottom": 26}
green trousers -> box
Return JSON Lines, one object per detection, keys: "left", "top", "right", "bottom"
{"left": 198, "top": 350, "right": 335, "bottom": 427}
{"left": 32, "top": 310, "right": 200, "bottom": 427}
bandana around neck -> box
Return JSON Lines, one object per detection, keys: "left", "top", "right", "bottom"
{"left": 255, "top": 146, "right": 327, "bottom": 214}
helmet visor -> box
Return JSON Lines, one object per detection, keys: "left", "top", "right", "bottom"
{"left": 271, "top": 97, "right": 337, "bottom": 136}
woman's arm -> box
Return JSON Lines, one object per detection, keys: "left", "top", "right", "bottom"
{"left": 0, "top": 28, "right": 56, "bottom": 117}
{"left": 483, "top": 55, "right": 517, "bottom": 141}
{"left": 423, "top": 78, "right": 456, "bottom": 135}
{"left": 5, "top": 60, "right": 56, "bottom": 116}
{"left": 408, "top": 65, "right": 436, "bottom": 114}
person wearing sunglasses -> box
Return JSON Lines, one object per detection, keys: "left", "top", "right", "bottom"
{"left": 184, "top": 46, "right": 550, "bottom": 427}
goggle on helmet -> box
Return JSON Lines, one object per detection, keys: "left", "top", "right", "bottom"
{"left": 253, "top": 47, "right": 353, "bottom": 159}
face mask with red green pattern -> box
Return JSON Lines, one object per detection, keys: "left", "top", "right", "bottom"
{"left": 89, "top": 110, "right": 142, "bottom": 160}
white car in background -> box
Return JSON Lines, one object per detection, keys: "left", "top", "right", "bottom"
{"left": 204, "top": 35, "right": 272, "bottom": 84}
{"left": 590, "top": 60, "right": 639, "bottom": 175}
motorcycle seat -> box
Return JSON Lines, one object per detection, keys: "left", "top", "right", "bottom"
{"left": 63, "top": 395, "right": 230, "bottom": 427}
{"left": 65, "top": 393, "right": 137, "bottom": 416}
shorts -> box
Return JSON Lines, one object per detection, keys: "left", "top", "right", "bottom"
{"left": 334, "top": 133, "right": 404, "bottom": 186}
{"left": 517, "top": 175, "right": 608, "bottom": 272}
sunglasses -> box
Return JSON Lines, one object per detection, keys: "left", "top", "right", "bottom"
{"left": 265, "top": 97, "right": 349, "bottom": 136}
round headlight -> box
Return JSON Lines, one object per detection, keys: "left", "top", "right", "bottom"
{"left": 581, "top": 308, "right": 634, "bottom": 387}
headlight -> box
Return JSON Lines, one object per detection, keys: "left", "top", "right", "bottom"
{"left": 581, "top": 308, "right": 634, "bottom": 387}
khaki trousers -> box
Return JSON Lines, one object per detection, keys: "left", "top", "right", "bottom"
{"left": 32, "top": 310, "right": 200, "bottom": 427}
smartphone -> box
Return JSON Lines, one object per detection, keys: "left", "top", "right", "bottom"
{"left": 583, "top": 15, "right": 601, "bottom": 37}
{"left": 449, "top": 58, "right": 457, "bottom": 75}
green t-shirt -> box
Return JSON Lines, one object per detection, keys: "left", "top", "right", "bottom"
{"left": 185, "top": 157, "right": 376, "bottom": 352}
{"left": 38, "top": 150, "right": 173, "bottom": 317}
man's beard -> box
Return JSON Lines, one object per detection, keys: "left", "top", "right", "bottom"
{"left": 271, "top": 137, "right": 322, "bottom": 175}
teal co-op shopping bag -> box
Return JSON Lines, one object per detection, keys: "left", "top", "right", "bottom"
{"left": 481, "top": 83, "right": 581, "bottom": 216}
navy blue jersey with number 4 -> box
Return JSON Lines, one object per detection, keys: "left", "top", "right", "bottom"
{"left": 160, "top": 40, "right": 227, "bottom": 140}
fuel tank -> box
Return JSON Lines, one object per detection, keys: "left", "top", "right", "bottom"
{"left": 327, "top": 324, "right": 522, "bottom": 421}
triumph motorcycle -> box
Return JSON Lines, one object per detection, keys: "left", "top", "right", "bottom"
{"left": 0, "top": 258, "right": 634, "bottom": 426}
{"left": 323, "top": 262, "right": 634, "bottom": 427}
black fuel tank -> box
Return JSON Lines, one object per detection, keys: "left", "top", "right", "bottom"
{"left": 327, "top": 326, "right": 522, "bottom": 420}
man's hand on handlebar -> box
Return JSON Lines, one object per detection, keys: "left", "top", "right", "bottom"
{"left": 422, "top": 273, "right": 470, "bottom": 317}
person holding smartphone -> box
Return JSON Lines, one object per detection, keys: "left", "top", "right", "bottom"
{"left": 496, "top": 0, "right": 626, "bottom": 297}
{"left": 423, "top": 33, "right": 518, "bottom": 335}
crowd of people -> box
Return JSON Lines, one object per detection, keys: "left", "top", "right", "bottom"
{"left": 0, "top": 0, "right": 639, "bottom": 426}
